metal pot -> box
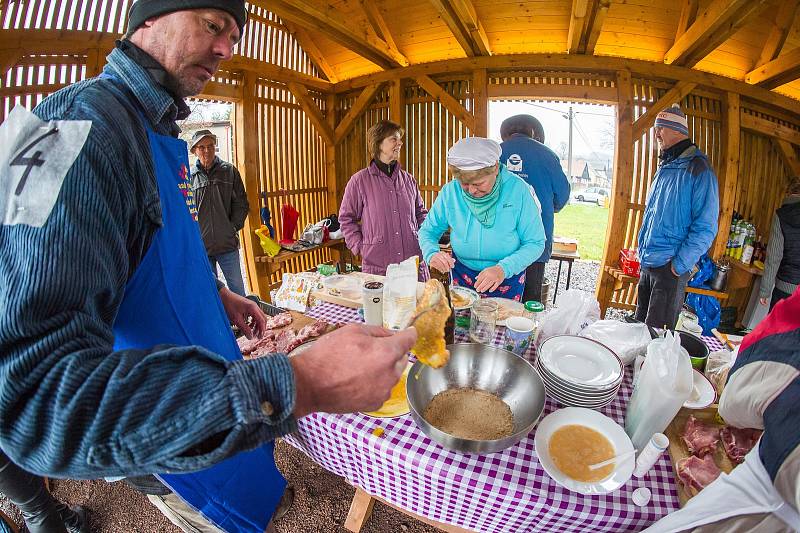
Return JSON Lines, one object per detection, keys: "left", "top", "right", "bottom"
{"left": 709, "top": 262, "right": 730, "bottom": 292}
{"left": 406, "top": 343, "right": 546, "bottom": 454}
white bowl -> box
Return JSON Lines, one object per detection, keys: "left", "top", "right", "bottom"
{"left": 534, "top": 407, "right": 634, "bottom": 495}
{"left": 683, "top": 369, "right": 716, "bottom": 409}
{"left": 538, "top": 335, "right": 623, "bottom": 388}
{"left": 450, "top": 286, "right": 479, "bottom": 310}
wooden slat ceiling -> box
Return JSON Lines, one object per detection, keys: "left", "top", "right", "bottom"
{"left": 254, "top": 0, "right": 800, "bottom": 101}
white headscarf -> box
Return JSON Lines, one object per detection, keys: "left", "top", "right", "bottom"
{"left": 446, "top": 137, "right": 502, "bottom": 170}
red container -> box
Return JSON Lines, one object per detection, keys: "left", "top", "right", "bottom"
{"left": 620, "top": 248, "right": 640, "bottom": 277}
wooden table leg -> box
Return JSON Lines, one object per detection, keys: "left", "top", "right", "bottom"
{"left": 344, "top": 487, "right": 375, "bottom": 532}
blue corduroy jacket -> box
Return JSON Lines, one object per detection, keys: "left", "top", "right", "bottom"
{"left": 0, "top": 45, "right": 296, "bottom": 479}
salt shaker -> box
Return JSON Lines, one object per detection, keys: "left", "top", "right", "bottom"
{"left": 362, "top": 281, "right": 384, "bottom": 326}
{"left": 633, "top": 433, "right": 669, "bottom": 478}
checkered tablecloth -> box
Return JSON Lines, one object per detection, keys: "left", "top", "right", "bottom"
{"left": 284, "top": 302, "right": 724, "bottom": 532}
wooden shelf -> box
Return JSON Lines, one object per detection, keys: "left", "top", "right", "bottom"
{"left": 603, "top": 266, "right": 729, "bottom": 300}
{"left": 254, "top": 239, "right": 346, "bottom": 263}
{"left": 726, "top": 258, "right": 763, "bottom": 276}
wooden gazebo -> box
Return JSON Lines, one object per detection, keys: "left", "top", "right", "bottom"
{"left": 3, "top": 0, "right": 800, "bottom": 316}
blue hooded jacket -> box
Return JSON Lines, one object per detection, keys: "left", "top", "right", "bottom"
{"left": 500, "top": 134, "right": 570, "bottom": 262}
{"left": 638, "top": 144, "right": 719, "bottom": 275}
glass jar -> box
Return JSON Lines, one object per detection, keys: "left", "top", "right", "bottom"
{"left": 469, "top": 300, "right": 498, "bottom": 344}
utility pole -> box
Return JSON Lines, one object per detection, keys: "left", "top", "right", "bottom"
{"left": 567, "top": 106, "right": 574, "bottom": 185}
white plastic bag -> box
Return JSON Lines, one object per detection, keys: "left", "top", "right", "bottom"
{"left": 580, "top": 320, "right": 652, "bottom": 365}
{"left": 383, "top": 256, "right": 419, "bottom": 330}
{"left": 625, "top": 331, "right": 693, "bottom": 450}
{"left": 705, "top": 347, "right": 737, "bottom": 396}
{"left": 536, "top": 289, "right": 600, "bottom": 347}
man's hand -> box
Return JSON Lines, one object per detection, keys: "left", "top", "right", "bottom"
{"left": 670, "top": 263, "right": 680, "bottom": 277}
{"left": 429, "top": 251, "right": 455, "bottom": 273}
{"left": 290, "top": 324, "right": 417, "bottom": 418}
{"left": 219, "top": 288, "right": 267, "bottom": 339}
{"left": 474, "top": 265, "right": 505, "bottom": 293}
{"left": 759, "top": 297, "right": 769, "bottom": 306}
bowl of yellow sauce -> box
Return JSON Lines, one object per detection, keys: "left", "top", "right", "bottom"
{"left": 534, "top": 407, "right": 634, "bottom": 494}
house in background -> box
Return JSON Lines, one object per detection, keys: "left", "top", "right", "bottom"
{"left": 561, "top": 159, "right": 611, "bottom": 190}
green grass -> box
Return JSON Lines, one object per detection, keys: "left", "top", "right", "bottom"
{"left": 553, "top": 203, "right": 609, "bottom": 261}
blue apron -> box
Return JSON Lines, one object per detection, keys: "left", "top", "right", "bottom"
{"left": 451, "top": 258, "right": 526, "bottom": 301}
{"left": 111, "top": 106, "right": 285, "bottom": 532}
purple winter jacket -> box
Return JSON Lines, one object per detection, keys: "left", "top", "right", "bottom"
{"left": 339, "top": 162, "right": 430, "bottom": 280}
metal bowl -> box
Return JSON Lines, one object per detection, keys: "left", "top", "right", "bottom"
{"left": 406, "top": 343, "right": 546, "bottom": 454}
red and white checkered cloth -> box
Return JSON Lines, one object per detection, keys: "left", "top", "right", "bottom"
{"left": 285, "top": 302, "right": 726, "bottom": 532}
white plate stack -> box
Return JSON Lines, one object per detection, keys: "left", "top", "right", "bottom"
{"left": 536, "top": 335, "right": 623, "bottom": 409}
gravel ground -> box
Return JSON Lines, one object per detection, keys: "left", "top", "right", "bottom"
{"left": 2, "top": 260, "right": 625, "bottom": 532}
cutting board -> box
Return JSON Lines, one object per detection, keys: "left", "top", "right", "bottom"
{"left": 311, "top": 272, "right": 425, "bottom": 309}
{"left": 664, "top": 406, "right": 735, "bottom": 506}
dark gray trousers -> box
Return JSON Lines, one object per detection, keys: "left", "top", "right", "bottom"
{"left": 634, "top": 262, "right": 692, "bottom": 329}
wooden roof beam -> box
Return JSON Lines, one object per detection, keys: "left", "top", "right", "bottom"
{"left": 664, "top": 0, "right": 768, "bottom": 68}
{"left": 674, "top": 0, "right": 699, "bottom": 41}
{"left": 746, "top": 46, "right": 800, "bottom": 90}
{"left": 255, "top": 0, "right": 408, "bottom": 69}
{"left": 567, "top": 0, "right": 589, "bottom": 54}
{"left": 567, "top": 0, "right": 609, "bottom": 55}
{"left": 334, "top": 82, "right": 385, "bottom": 144}
{"left": 753, "top": 0, "right": 800, "bottom": 70}
{"left": 415, "top": 75, "right": 476, "bottom": 131}
{"left": 741, "top": 111, "right": 800, "bottom": 146}
{"left": 631, "top": 81, "right": 697, "bottom": 140}
{"left": 283, "top": 22, "right": 339, "bottom": 83}
{"left": 428, "top": 0, "right": 491, "bottom": 57}
{"left": 288, "top": 82, "right": 335, "bottom": 145}
{"left": 774, "top": 138, "right": 800, "bottom": 176}
{"left": 584, "top": 0, "right": 610, "bottom": 55}
{"left": 360, "top": 0, "right": 408, "bottom": 61}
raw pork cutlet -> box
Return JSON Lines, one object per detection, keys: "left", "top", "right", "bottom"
{"left": 681, "top": 415, "right": 720, "bottom": 456}
{"left": 237, "top": 331, "right": 277, "bottom": 356}
{"left": 251, "top": 338, "right": 279, "bottom": 358}
{"left": 677, "top": 454, "right": 721, "bottom": 495}
{"left": 273, "top": 320, "right": 332, "bottom": 354}
{"left": 721, "top": 426, "right": 762, "bottom": 464}
{"left": 265, "top": 312, "right": 293, "bottom": 330}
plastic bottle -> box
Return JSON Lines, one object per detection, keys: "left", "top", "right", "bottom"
{"left": 741, "top": 227, "right": 754, "bottom": 265}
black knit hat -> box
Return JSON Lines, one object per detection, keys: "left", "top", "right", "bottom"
{"left": 127, "top": 0, "right": 248, "bottom": 34}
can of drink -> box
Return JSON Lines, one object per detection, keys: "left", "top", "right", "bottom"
{"left": 362, "top": 281, "right": 384, "bottom": 326}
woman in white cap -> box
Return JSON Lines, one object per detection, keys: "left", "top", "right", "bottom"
{"left": 418, "top": 137, "right": 546, "bottom": 300}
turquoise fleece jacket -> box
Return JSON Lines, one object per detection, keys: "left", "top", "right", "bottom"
{"left": 418, "top": 166, "right": 546, "bottom": 278}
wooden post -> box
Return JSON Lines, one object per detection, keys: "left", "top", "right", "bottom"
{"left": 389, "top": 78, "right": 407, "bottom": 172}
{"left": 85, "top": 48, "right": 102, "bottom": 78}
{"left": 596, "top": 69, "right": 634, "bottom": 316}
{"left": 325, "top": 93, "right": 340, "bottom": 213}
{"left": 234, "top": 74, "right": 270, "bottom": 298}
{"left": 472, "top": 68, "right": 488, "bottom": 136}
{"left": 344, "top": 487, "right": 376, "bottom": 532}
{"left": 712, "top": 92, "right": 740, "bottom": 258}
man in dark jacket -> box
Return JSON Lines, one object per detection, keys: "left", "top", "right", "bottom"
{"left": 500, "top": 114, "right": 571, "bottom": 303}
{"left": 191, "top": 129, "right": 249, "bottom": 296}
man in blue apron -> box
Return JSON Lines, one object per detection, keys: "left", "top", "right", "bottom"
{"left": 0, "top": 1, "right": 417, "bottom": 532}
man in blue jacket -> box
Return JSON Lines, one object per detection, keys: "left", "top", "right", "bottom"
{"left": 636, "top": 105, "right": 719, "bottom": 328}
{"left": 500, "top": 115, "right": 571, "bottom": 303}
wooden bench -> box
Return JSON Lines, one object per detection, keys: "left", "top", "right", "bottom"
{"left": 600, "top": 265, "right": 728, "bottom": 317}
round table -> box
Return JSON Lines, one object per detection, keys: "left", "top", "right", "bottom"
{"left": 284, "top": 302, "right": 725, "bottom": 533}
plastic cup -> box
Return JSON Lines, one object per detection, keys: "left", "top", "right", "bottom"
{"left": 503, "top": 316, "right": 536, "bottom": 356}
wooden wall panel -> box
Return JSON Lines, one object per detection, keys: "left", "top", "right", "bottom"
{"left": 256, "top": 79, "right": 334, "bottom": 287}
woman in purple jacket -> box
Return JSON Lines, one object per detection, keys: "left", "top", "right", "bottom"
{"left": 339, "top": 120, "right": 430, "bottom": 280}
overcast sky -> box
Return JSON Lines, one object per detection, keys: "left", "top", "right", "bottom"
{"left": 489, "top": 101, "right": 615, "bottom": 166}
